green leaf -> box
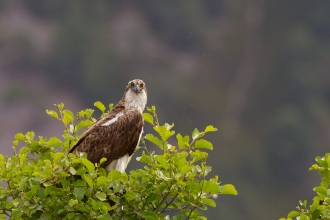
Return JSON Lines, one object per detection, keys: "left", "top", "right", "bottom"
{"left": 63, "top": 110, "right": 75, "bottom": 125}
{"left": 12, "top": 140, "right": 19, "bottom": 148}
{"left": 205, "top": 125, "right": 217, "bottom": 132}
{"left": 316, "top": 156, "right": 328, "bottom": 168}
{"left": 176, "top": 134, "right": 190, "bottom": 149}
{"left": 81, "top": 158, "right": 95, "bottom": 173}
{"left": 302, "top": 200, "right": 307, "bottom": 207}
{"left": 96, "top": 176, "right": 109, "bottom": 187}
{"left": 202, "top": 198, "right": 216, "bottom": 207}
{"left": 73, "top": 187, "right": 86, "bottom": 201}
{"left": 143, "top": 113, "right": 154, "bottom": 125}
{"left": 194, "top": 139, "right": 213, "bottom": 150}
{"left": 191, "top": 150, "right": 208, "bottom": 163}
{"left": 197, "top": 203, "right": 208, "bottom": 210}
{"left": 186, "top": 181, "right": 201, "bottom": 192}
{"left": 145, "top": 193, "right": 159, "bottom": 204}
{"left": 95, "top": 192, "right": 107, "bottom": 201}
{"left": 186, "top": 209, "right": 202, "bottom": 218}
{"left": 108, "top": 170, "right": 122, "bottom": 181}
{"left": 124, "top": 191, "right": 137, "bottom": 201}
{"left": 72, "top": 179, "right": 86, "bottom": 187}
{"left": 69, "top": 167, "right": 77, "bottom": 175}
{"left": 155, "top": 170, "right": 171, "bottom": 181}
{"left": 85, "top": 109, "right": 94, "bottom": 119}
{"left": 0, "top": 154, "right": 4, "bottom": 168}
{"left": 147, "top": 105, "right": 156, "bottom": 114}
{"left": 75, "top": 121, "right": 88, "bottom": 132}
{"left": 326, "top": 154, "right": 330, "bottom": 168}
{"left": 109, "top": 103, "right": 114, "bottom": 111}
{"left": 204, "top": 165, "right": 212, "bottom": 176}
{"left": 164, "top": 123, "right": 174, "bottom": 130}
{"left": 98, "top": 168, "right": 107, "bottom": 177}
{"left": 75, "top": 166, "right": 87, "bottom": 176}
{"left": 180, "top": 165, "right": 191, "bottom": 174}
{"left": 55, "top": 103, "right": 64, "bottom": 110}
{"left": 47, "top": 137, "right": 63, "bottom": 147}
{"left": 314, "top": 186, "right": 327, "bottom": 196}
{"left": 309, "top": 164, "right": 319, "bottom": 171}
{"left": 192, "top": 128, "right": 199, "bottom": 139}
{"left": 136, "top": 154, "right": 152, "bottom": 165}
{"left": 25, "top": 131, "right": 35, "bottom": 141}
{"left": 67, "top": 213, "right": 75, "bottom": 219}
{"left": 201, "top": 180, "right": 221, "bottom": 194}
{"left": 137, "top": 211, "right": 158, "bottom": 220}
{"left": 175, "top": 151, "right": 188, "bottom": 166}
{"left": 154, "top": 125, "right": 175, "bottom": 142}
{"left": 68, "top": 199, "right": 78, "bottom": 207}
{"left": 46, "top": 109, "right": 58, "bottom": 119}
{"left": 94, "top": 101, "right": 106, "bottom": 113}
{"left": 11, "top": 209, "right": 23, "bottom": 219}
{"left": 14, "top": 133, "right": 26, "bottom": 142}
{"left": 221, "top": 184, "right": 238, "bottom": 195}
{"left": 154, "top": 155, "right": 168, "bottom": 168}
{"left": 77, "top": 109, "right": 87, "bottom": 118}
{"left": 84, "top": 174, "right": 94, "bottom": 188}
{"left": 145, "top": 134, "right": 163, "bottom": 148}
{"left": 73, "top": 180, "right": 87, "bottom": 187}
{"left": 287, "top": 211, "right": 301, "bottom": 218}
{"left": 100, "top": 158, "right": 107, "bottom": 165}
{"left": 61, "top": 179, "right": 70, "bottom": 188}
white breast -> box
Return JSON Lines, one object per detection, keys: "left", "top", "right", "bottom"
{"left": 125, "top": 90, "right": 147, "bottom": 113}
{"left": 106, "top": 154, "right": 133, "bottom": 173}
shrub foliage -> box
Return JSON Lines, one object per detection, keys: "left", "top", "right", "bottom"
{"left": 0, "top": 102, "right": 237, "bottom": 219}
{"left": 280, "top": 154, "right": 330, "bottom": 220}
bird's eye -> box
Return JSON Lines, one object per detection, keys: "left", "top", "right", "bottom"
{"left": 129, "top": 83, "right": 134, "bottom": 88}
{"left": 140, "top": 84, "right": 145, "bottom": 88}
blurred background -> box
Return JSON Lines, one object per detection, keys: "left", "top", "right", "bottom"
{"left": 1, "top": 0, "right": 330, "bottom": 219}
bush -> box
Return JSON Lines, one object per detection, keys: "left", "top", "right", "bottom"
{"left": 0, "top": 102, "right": 237, "bottom": 219}
{"left": 280, "top": 154, "right": 330, "bottom": 220}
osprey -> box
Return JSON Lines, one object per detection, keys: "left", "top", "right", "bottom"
{"left": 70, "top": 79, "right": 147, "bottom": 173}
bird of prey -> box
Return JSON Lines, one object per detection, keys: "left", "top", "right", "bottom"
{"left": 70, "top": 79, "right": 147, "bottom": 173}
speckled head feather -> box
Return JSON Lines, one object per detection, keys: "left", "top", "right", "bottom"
{"left": 123, "top": 79, "right": 147, "bottom": 113}
{"left": 70, "top": 79, "right": 147, "bottom": 172}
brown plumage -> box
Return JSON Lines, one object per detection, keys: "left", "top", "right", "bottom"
{"left": 70, "top": 79, "right": 147, "bottom": 172}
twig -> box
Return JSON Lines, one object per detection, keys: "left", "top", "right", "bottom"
{"left": 161, "top": 193, "right": 179, "bottom": 213}
{"left": 186, "top": 206, "right": 196, "bottom": 219}
{"left": 2, "top": 210, "right": 11, "bottom": 217}
{"left": 154, "top": 191, "right": 170, "bottom": 210}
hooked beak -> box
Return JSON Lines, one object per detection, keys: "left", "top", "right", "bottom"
{"left": 133, "top": 84, "right": 140, "bottom": 94}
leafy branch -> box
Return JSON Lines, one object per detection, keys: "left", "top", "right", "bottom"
{"left": 280, "top": 153, "right": 330, "bottom": 220}
{"left": 0, "top": 102, "right": 237, "bottom": 220}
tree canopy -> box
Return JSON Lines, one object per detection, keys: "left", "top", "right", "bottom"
{"left": 0, "top": 102, "right": 237, "bottom": 219}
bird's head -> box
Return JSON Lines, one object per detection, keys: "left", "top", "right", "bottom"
{"left": 124, "top": 79, "right": 147, "bottom": 113}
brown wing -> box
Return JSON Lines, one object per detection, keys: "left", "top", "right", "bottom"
{"left": 70, "top": 109, "right": 143, "bottom": 169}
